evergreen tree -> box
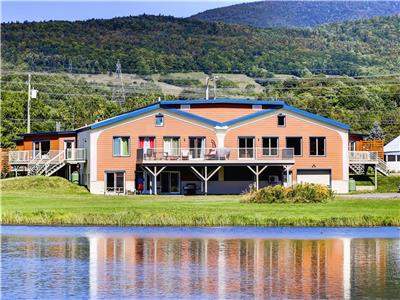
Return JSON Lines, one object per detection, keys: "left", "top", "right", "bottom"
{"left": 367, "top": 121, "right": 385, "bottom": 141}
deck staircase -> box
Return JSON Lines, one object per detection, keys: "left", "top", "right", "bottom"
{"left": 9, "top": 148, "right": 86, "bottom": 176}
{"left": 349, "top": 151, "right": 390, "bottom": 176}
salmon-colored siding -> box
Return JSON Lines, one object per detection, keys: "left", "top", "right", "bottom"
{"left": 186, "top": 104, "right": 255, "bottom": 122}
{"left": 96, "top": 112, "right": 217, "bottom": 181}
{"left": 224, "top": 112, "right": 345, "bottom": 180}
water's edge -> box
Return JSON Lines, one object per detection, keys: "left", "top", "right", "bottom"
{"left": 2, "top": 225, "right": 399, "bottom": 239}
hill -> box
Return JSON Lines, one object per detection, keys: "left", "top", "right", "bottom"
{"left": 2, "top": 15, "right": 400, "bottom": 76}
{"left": 191, "top": 1, "right": 400, "bottom": 28}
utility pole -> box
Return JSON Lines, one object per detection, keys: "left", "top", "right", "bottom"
{"left": 205, "top": 75, "right": 218, "bottom": 100}
{"left": 111, "top": 59, "right": 126, "bottom": 106}
{"left": 213, "top": 75, "right": 219, "bottom": 100}
{"left": 27, "top": 73, "right": 31, "bottom": 133}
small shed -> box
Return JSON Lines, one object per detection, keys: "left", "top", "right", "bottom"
{"left": 384, "top": 135, "right": 400, "bottom": 173}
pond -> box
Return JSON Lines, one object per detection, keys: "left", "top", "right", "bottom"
{"left": 1, "top": 226, "right": 399, "bottom": 299}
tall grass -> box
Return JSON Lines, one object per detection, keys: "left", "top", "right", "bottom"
{"left": 2, "top": 210, "right": 399, "bottom": 227}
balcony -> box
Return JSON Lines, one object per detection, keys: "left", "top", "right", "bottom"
{"left": 137, "top": 148, "right": 295, "bottom": 165}
{"left": 349, "top": 151, "right": 378, "bottom": 163}
{"left": 9, "top": 148, "right": 87, "bottom": 164}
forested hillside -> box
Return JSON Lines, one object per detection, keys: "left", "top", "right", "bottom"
{"left": 192, "top": 1, "right": 400, "bottom": 28}
{"left": 2, "top": 15, "right": 400, "bottom": 76}
{"left": 1, "top": 15, "right": 399, "bottom": 147}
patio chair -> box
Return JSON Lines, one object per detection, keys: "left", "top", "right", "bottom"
{"left": 181, "top": 149, "right": 189, "bottom": 160}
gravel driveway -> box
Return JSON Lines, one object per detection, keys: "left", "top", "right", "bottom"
{"left": 341, "top": 193, "right": 400, "bottom": 199}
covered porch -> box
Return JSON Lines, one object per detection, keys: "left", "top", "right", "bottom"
{"left": 136, "top": 161, "right": 294, "bottom": 195}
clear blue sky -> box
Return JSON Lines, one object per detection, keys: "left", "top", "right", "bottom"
{"left": 1, "top": 1, "right": 259, "bottom": 23}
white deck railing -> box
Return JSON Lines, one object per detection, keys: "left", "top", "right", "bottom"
{"left": 137, "top": 148, "right": 294, "bottom": 162}
{"left": 349, "top": 151, "right": 378, "bottom": 162}
{"left": 9, "top": 149, "right": 87, "bottom": 164}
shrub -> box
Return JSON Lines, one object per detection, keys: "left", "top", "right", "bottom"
{"left": 242, "top": 183, "right": 334, "bottom": 204}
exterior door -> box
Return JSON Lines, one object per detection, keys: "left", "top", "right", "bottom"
{"left": 33, "top": 140, "right": 50, "bottom": 158}
{"left": 160, "top": 171, "right": 180, "bottom": 193}
{"left": 139, "top": 137, "right": 155, "bottom": 158}
{"left": 238, "top": 137, "right": 255, "bottom": 159}
{"left": 189, "top": 137, "right": 205, "bottom": 159}
{"left": 64, "top": 140, "right": 75, "bottom": 160}
{"left": 163, "top": 137, "right": 180, "bottom": 156}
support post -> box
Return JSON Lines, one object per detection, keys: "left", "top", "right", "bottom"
{"left": 255, "top": 165, "right": 259, "bottom": 190}
{"left": 153, "top": 166, "right": 158, "bottom": 195}
{"left": 144, "top": 166, "right": 166, "bottom": 195}
{"left": 190, "top": 166, "right": 221, "bottom": 195}
{"left": 247, "top": 165, "right": 268, "bottom": 190}
{"left": 205, "top": 166, "right": 208, "bottom": 195}
{"left": 374, "top": 165, "right": 378, "bottom": 190}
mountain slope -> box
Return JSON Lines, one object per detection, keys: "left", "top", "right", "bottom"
{"left": 191, "top": 1, "right": 400, "bottom": 28}
{"left": 2, "top": 15, "right": 400, "bottom": 76}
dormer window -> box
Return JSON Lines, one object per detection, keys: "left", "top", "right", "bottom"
{"left": 155, "top": 113, "right": 164, "bottom": 127}
{"left": 277, "top": 114, "right": 286, "bottom": 127}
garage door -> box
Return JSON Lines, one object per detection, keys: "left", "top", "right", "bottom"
{"left": 297, "top": 169, "right": 331, "bottom": 186}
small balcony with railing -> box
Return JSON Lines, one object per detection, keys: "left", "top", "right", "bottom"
{"left": 137, "top": 147, "right": 295, "bottom": 165}
{"left": 349, "top": 151, "right": 379, "bottom": 163}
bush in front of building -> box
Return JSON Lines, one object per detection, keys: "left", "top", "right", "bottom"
{"left": 242, "top": 183, "right": 334, "bottom": 204}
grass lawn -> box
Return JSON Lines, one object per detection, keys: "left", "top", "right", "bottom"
{"left": 1, "top": 177, "right": 399, "bottom": 227}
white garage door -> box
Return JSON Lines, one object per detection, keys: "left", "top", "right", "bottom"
{"left": 297, "top": 169, "right": 331, "bottom": 186}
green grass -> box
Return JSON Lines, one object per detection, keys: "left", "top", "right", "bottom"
{"left": 1, "top": 177, "right": 399, "bottom": 227}
{"left": 350, "top": 175, "right": 400, "bottom": 192}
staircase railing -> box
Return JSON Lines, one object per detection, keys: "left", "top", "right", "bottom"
{"left": 42, "top": 150, "right": 66, "bottom": 176}
{"left": 27, "top": 152, "right": 43, "bottom": 175}
{"left": 377, "top": 157, "right": 390, "bottom": 175}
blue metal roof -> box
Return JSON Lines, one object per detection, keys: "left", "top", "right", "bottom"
{"left": 80, "top": 99, "right": 349, "bottom": 131}
{"left": 160, "top": 99, "right": 286, "bottom": 106}
{"left": 17, "top": 130, "right": 76, "bottom": 137}
{"left": 282, "top": 105, "right": 350, "bottom": 130}
{"left": 89, "top": 103, "right": 160, "bottom": 129}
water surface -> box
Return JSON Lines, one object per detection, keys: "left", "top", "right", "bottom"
{"left": 2, "top": 226, "right": 399, "bottom": 299}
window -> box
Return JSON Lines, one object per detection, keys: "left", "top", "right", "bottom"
{"left": 397, "top": 155, "right": 400, "bottom": 162}
{"left": 387, "top": 155, "right": 396, "bottom": 162}
{"left": 286, "top": 137, "right": 302, "bottom": 156}
{"left": 262, "top": 137, "right": 278, "bottom": 156}
{"left": 180, "top": 104, "right": 190, "bottom": 110}
{"left": 113, "top": 137, "right": 130, "bottom": 156}
{"left": 277, "top": 114, "right": 286, "bottom": 127}
{"left": 310, "top": 137, "right": 326, "bottom": 156}
{"left": 238, "top": 137, "right": 255, "bottom": 158}
{"left": 106, "top": 171, "right": 125, "bottom": 193}
{"left": 164, "top": 137, "right": 180, "bottom": 156}
{"left": 155, "top": 114, "right": 164, "bottom": 127}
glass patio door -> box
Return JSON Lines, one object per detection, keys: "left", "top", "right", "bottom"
{"left": 238, "top": 137, "right": 255, "bottom": 159}
{"left": 33, "top": 140, "right": 51, "bottom": 158}
{"left": 160, "top": 171, "right": 180, "bottom": 194}
{"left": 163, "top": 137, "right": 180, "bottom": 156}
{"left": 189, "top": 137, "right": 205, "bottom": 159}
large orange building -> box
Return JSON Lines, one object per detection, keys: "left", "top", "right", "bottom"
{"left": 8, "top": 99, "right": 390, "bottom": 194}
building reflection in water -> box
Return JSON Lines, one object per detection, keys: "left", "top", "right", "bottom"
{"left": 3, "top": 234, "right": 398, "bottom": 299}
